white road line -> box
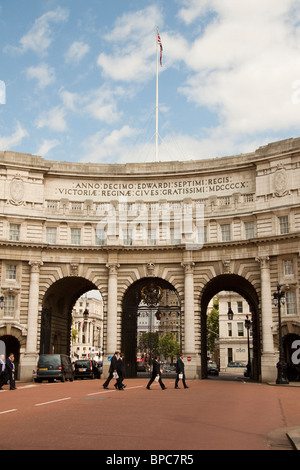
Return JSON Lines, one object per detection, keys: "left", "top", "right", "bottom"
{"left": 0, "top": 409, "right": 17, "bottom": 415}
{"left": 87, "top": 385, "right": 143, "bottom": 396}
{"left": 35, "top": 397, "right": 71, "bottom": 407}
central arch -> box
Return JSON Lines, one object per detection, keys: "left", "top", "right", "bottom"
{"left": 122, "top": 277, "right": 182, "bottom": 378}
{"left": 40, "top": 276, "right": 100, "bottom": 355}
{"left": 200, "top": 274, "right": 260, "bottom": 381}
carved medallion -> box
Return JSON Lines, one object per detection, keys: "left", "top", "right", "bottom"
{"left": 273, "top": 166, "right": 288, "bottom": 197}
{"left": 10, "top": 176, "right": 24, "bottom": 205}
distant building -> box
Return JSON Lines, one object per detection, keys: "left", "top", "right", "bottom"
{"left": 71, "top": 294, "right": 104, "bottom": 361}
{"left": 218, "top": 292, "right": 252, "bottom": 372}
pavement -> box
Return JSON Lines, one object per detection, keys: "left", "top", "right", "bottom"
{"left": 267, "top": 380, "right": 300, "bottom": 450}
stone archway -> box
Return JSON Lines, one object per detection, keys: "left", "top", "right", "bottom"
{"left": 40, "top": 276, "right": 100, "bottom": 355}
{"left": 122, "top": 277, "right": 182, "bottom": 378}
{"left": 200, "top": 274, "right": 260, "bottom": 381}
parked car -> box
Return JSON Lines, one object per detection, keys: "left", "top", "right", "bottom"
{"left": 227, "top": 362, "right": 246, "bottom": 368}
{"left": 207, "top": 361, "right": 219, "bottom": 376}
{"left": 35, "top": 354, "right": 74, "bottom": 383}
{"left": 74, "top": 359, "right": 101, "bottom": 379}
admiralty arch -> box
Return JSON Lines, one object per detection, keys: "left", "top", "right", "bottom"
{"left": 0, "top": 137, "right": 299, "bottom": 383}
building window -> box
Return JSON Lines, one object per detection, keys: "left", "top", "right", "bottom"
{"left": 279, "top": 216, "right": 289, "bottom": 234}
{"left": 9, "top": 224, "right": 20, "bottom": 241}
{"left": 286, "top": 291, "right": 297, "bottom": 315}
{"left": 237, "top": 301, "right": 243, "bottom": 313}
{"left": 46, "top": 227, "right": 57, "bottom": 244}
{"left": 3, "top": 295, "right": 15, "bottom": 318}
{"left": 95, "top": 228, "right": 106, "bottom": 246}
{"left": 228, "top": 348, "right": 233, "bottom": 364}
{"left": 245, "top": 221, "right": 255, "bottom": 239}
{"left": 71, "top": 228, "right": 81, "bottom": 245}
{"left": 6, "top": 265, "right": 16, "bottom": 280}
{"left": 237, "top": 322, "right": 244, "bottom": 336}
{"left": 284, "top": 260, "right": 293, "bottom": 276}
{"left": 221, "top": 224, "right": 231, "bottom": 242}
{"left": 228, "top": 323, "right": 232, "bottom": 337}
{"left": 124, "top": 228, "right": 133, "bottom": 246}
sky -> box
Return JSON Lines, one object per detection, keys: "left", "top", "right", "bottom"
{"left": 1, "top": 0, "right": 300, "bottom": 164}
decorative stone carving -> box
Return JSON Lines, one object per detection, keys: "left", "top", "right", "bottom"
{"left": 9, "top": 175, "right": 25, "bottom": 205}
{"left": 273, "top": 164, "right": 289, "bottom": 197}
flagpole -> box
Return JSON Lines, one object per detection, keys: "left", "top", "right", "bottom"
{"left": 155, "top": 27, "right": 159, "bottom": 162}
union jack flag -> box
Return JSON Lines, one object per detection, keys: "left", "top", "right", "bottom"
{"left": 157, "top": 30, "right": 163, "bottom": 66}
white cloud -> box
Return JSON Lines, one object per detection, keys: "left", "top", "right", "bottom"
{"left": 36, "top": 139, "right": 60, "bottom": 157}
{"left": 97, "top": 5, "right": 164, "bottom": 82}
{"left": 81, "top": 125, "right": 139, "bottom": 163}
{"left": 25, "top": 62, "right": 55, "bottom": 89}
{"left": 65, "top": 41, "right": 90, "bottom": 65}
{"left": 36, "top": 106, "right": 67, "bottom": 132}
{"left": 171, "top": 0, "right": 300, "bottom": 157}
{"left": 0, "top": 122, "right": 28, "bottom": 150}
{"left": 7, "top": 7, "right": 69, "bottom": 56}
{"left": 59, "top": 85, "right": 125, "bottom": 124}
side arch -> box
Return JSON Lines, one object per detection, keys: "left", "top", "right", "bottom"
{"left": 200, "top": 274, "right": 260, "bottom": 380}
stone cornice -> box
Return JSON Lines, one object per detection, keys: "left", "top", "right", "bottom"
{"left": 0, "top": 230, "right": 298, "bottom": 254}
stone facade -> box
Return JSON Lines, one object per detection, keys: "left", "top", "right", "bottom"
{"left": 0, "top": 137, "right": 299, "bottom": 382}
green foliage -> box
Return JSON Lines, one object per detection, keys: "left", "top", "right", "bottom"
{"left": 207, "top": 297, "right": 219, "bottom": 354}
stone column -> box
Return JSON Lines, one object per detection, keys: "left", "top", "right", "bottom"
{"left": 256, "top": 256, "right": 277, "bottom": 382}
{"left": 21, "top": 261, "right": 42, "bottom": 381}
{"left": 104, "top": 263, "right": 119, "bottom": 376}
{"left": 26, "top": 261, "right": 42, "bottom": 353}
{"left": 181, "top": 261, "right": 199, "bottom": 378}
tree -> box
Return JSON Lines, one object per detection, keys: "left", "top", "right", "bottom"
{"left": 158, "top": 332, "right": 181, "bottom": 362}
{"left": 138, "top": 332, "right": 159, "bottom": 358}
{"left": 207, "top": 298, "right": 219, "bottom": 356}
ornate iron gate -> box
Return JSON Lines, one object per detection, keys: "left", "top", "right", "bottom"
{"left": 122, "top": 278, "right": 182, "bottom": 378}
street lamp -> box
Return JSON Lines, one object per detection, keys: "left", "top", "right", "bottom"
{"left": 227, "top": 306, "right": 234, "bottom": 321}
{"left": 273, "top": 284, "right": 289, "bottom": 385}
{"left": 244, "top": 315, "right": 252, "bottom": 378}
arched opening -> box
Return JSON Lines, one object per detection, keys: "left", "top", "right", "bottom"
{"left": 0, "top": 335, "right": 20, "bottom": 379}
{"left": 200, "top": 274, "right": 260, "bottom": 381}
{"left": 122, "top": 277, "right": 182, "bottom": 378}
{"left": 40, "top": 276, "right": 102, "bottom": 357}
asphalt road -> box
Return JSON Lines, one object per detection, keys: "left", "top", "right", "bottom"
{"left": 0, "top": 376, "right": 299, "bottom": 451}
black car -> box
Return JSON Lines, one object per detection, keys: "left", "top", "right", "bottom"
{"left": 74, "top": 360, "right": 101, "bottom": 380}
{"left": 35, "top": 354, "right": 74, "bottom": 383}
{"left": 207, "top": 362, "right": 219, "bottom": 376}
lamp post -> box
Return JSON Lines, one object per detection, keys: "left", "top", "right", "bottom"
{"left": 244, "top": 315, "right": 252, "bottom": 378}
{"left": 273, "top": 284, "right": 289, "bottom": 385}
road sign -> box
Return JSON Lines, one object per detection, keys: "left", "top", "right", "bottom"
{"left": 187, "top": 356, "right": 191, "bottom": 362}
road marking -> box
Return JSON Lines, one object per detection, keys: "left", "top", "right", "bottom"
{"left": 35, "top": 397, "right": 71, "bottom": 407}
{"left": 87, "top": 385, "right": 143, "bottom": 396}
{"left": 0, "top": 409, "right": 17, "bottom": 415}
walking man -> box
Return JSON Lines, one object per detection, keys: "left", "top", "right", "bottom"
{"left": 146, "top": 356, "right": 166, "bottom": 390}
{"left": 103, "top": 351, "right": 119, "bottom": 389}
{"left": 6, "top": 353, "right": 16, "bottom": 390}
{"left": 115, "top": 353, "right": 125, "bottom": 390}
{"left": 175, "top": 353, "right": 189, "bottom": 389}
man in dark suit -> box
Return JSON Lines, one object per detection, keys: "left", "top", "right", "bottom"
{"left": 6, "top": 353, "right": 16, "bottom": 390}
{"left": 0, "top": 354, "right": 6, "bottom": 390}
{"left": 175, "top": 353, "right": 189, "bottom": 389}
{"left": 115, "top": 353, "right": 125, "bottom": 390}
{"left": 103, "top": 351, "right": 119, "bottom": 389}
{"left": 146, "top": 356, "right": 166, "bottom": 390}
